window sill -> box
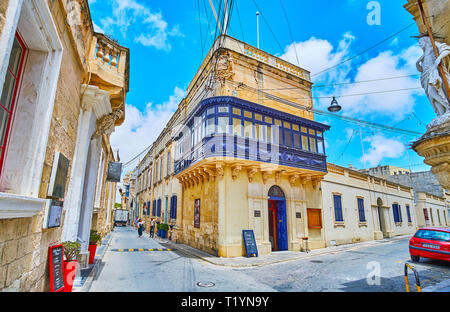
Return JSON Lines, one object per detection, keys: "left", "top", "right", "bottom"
{"left": 358, "top": 222, "right": 368, "bottom": 227}
{"left": 395, "top": 222, "right": 402, "bottom": 226}
{"left": 0, "top": 192, "right": 46, "bottom": 219}
{"left": 408, "top": 222, "right": 413, "bottom": 226}
{"left": 334, "top": 222, "right": 345, "bottom": 228}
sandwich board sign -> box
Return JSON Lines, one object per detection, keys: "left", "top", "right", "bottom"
{"left": 242, "top": 230, "right": 258, "bottom": 258}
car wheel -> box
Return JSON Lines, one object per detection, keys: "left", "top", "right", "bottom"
{"left": 411, "top": 255, "right": 420, "bottom": 262}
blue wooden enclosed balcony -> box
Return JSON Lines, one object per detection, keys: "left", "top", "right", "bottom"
{"left": 173, "top": 96, "right": 330, "bottom": 175}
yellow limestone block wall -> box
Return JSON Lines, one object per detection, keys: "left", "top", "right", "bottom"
{"left": 216, "top": 166, "right": 325, "bottom": 257}
{"left": 181, "top": 176, "right": 219, "bottom": 255}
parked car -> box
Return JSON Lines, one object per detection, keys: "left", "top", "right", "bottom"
{"left": 409, "top": 227, "right": 450, "bottom": 262}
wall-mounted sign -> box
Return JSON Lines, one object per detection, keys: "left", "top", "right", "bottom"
{"left": 296, "top": 212, "right": 302, "bottom": 219}
{"left": 106, "top": 162, "right": 122, "bottom": 182}
{"left": 194, "top": 199, "right": 200, "bottom": 228}
{"left": 254, "top": 210, "right": 261, "bottom": 217}
{"left": 47, "top": 152, "right": 70, "bottom": 199}
{"left": 243, "top": 230, "right": 258, "bottom": 257}
{"left": 48, "top": 244, "right": 65, "bottom": 292}
{"left": 47, "top": 200, "right": 64, "bottom": 228}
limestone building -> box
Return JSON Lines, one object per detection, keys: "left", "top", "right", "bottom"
{"left": 322, "top": 164, "right": 417, "bottom": 245}
{"left": 136, "top": 35, "right": 330, "bottom": 257}
{"left": 0, "top": 0, "right": 129, "bottom": 291}
{"left": 361, "top": 166, "right": 450, "bottom": 228}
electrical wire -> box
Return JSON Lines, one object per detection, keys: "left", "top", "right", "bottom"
{"left": 227, "top": 80, "right": 422, "bottom": 136}
{"left": 260, "top": 74, "right": 420, "bottom": 91}
{"left": 235, "top": 0, "right": 245, "bottom": 42}
{"left": 311, "top": 22, "right": 416, "bottom": 78}
{"left": 197, "top": 0, "right": 205, "bottom": 62}
{"left": 279, "top": 0, "right": 300, "bottom": 66}
{"left": 250, "top": 0, "right": 288, "bottom": 61}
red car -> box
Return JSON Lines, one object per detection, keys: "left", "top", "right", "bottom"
{"left": 409, "top": 227, "right": 450, "bottom": 262}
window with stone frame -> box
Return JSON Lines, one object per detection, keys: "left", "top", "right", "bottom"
{"left": 0, "top": 32, "right": 27, "bottom": 175}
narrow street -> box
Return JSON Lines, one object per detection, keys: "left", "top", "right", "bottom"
{"left": 86, "top": 227, "right": 274, "bottom": 292}
{"left": 85, "top": 227, "right": 450, "bottom": 292}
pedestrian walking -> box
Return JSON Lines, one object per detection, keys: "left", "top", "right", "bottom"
{"left": 134, "top": 217, "right": 139, "bottom": 229}
{"left": 149, "top": 218, "right": 155, "bottom": 238}
{"left": 137, "top": 219, "right": 144, "bottom": 238}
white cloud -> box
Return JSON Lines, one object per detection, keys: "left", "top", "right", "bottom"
{"left": 98, "top": 0, "right": 183, "bottom": 51}
{"left": 110, "top": 87, "right": 186, "bottom": 165}
{"left": 360, "top": 135, "right": 406, "bottom": 167}
{"left": 281, "top": 32, "right": 355, "bottom": 82}
{"left": 281, "top": 32, "right": 424, "bottom": 120}
{"left": 92, "top": 21, "right": 104, "bottom": 34}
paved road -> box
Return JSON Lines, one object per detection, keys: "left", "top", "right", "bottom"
{"left": 87, "top": 226, "right": 273, "bottom": 292}
{"left": 87, "top": 226, "right": 449, "bottom": 292}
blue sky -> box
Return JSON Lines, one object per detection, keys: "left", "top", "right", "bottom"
{"left": 88, "top": 0, "right": 434, "bottom": 173}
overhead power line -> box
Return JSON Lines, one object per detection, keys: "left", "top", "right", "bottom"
{"left": 228, "top": 80, "right": 423, "bottom": 137}
{"left": 279, "top": 0, "right": 300, "bottom": 66}
{"left": 260, "top": 74, "right": 421, "bottom": 91}
{"left": 311, "top": 22, "right": 416, "bottom": 78}
{"left": 250, "top": 0, "right": 288, "bottom": 61}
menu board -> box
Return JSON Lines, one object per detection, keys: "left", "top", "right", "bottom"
{"left": 243, "top": 230, "right": 258, "bottom": 258}
{"left": 48, "top": 245, "right": 65, "bottom": 292}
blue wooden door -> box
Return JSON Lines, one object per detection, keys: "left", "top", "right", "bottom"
{"left": 277, "top": 200, "right": 288, "bottom": 251}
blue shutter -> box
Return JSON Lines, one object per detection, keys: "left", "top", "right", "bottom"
{"left": 406, "top": 205, "right": 412, "bottom": 223}
{"left": 358, "top": 198, "right": 366, "bottom": 222}
{"left": 393, "top": 204, "right": 399, "bottom": 222}
{"left": 173, "top": 196, "right": 177, "bottom": 219}
{"left": 147, "top": 201, "right": 150, "bottom": 216}
{"left": 398, "top": 205, "right": 402, "bottom": 222}
{"left": 157, "top": 199, "right": 161, "bottom": 217}
{"left": 152, "top": 200, "right": 156, "bottom": 216}
{"left": 169, "top": 196, "right": 173, "bottom": 219}
{"left": 334, "top": 195, "right": 343, "bottom": 222}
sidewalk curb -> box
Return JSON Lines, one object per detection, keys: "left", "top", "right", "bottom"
{"left": 160, "top": 234, "right": 412, "bottom": 268}
{"left": 73, "top": 232, "right": 113, "bottom": 292}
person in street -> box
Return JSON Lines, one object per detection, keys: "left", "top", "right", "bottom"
{"left": 134, "top": 217, "right": 139, "bottom": 229}
{"left": 137, "top": 219, "right": 144, "bottom": 238}
{"left": 149, "top": 218, "right": 155, "bottom": 238}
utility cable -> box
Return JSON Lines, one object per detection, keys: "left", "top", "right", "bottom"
{"left": 250, "top": 0, "right": 288, "bottom": 61}
{"left": 279, "top": 0, "right": 300, "bottom": 66}
{"left": 311, "top": 22, "right": 416, "bottom": 78}
{"left": 260, "top": 74, "right": 420, "bottom": 91}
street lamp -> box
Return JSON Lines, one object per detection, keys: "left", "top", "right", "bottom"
{"left": 328, "top": 96, "right": 341, "bottom": 112}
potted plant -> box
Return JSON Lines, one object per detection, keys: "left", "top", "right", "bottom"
{"left": 157, "top": 223, "right": 169, "bottom": 238}
{"left": 62, "top": 241, "right": 80, "bottom": 292}
{"left": 88, "top": 230, "right": 101, "bottom": 265}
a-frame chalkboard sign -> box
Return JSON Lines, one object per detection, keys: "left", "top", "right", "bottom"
{"left": 242, "top": 230, "right": 258, "bottom": 258}
{"left": 48, "top": 244, "right": 65, "bottom": 292}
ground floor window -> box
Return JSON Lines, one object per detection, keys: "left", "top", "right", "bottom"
{"left": 357, "top": 198, "right": 366, "bottom": 222}
{"left": 406, "top": 205, "right": 412, "bottom": 223}
{"left": 393, "top": 204, "right": 402, "bottom": 223}
{"left": 170, "top": 195, "right": 177, "bottom": 219}
{"left": 333, "top": 194, "right": 344, "bottom": 222}
{"left": 0, "top": 32, "right": 27, "bottom": 174}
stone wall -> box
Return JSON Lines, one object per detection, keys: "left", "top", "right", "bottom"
{"left": 180, "top": 178, "right": 219, "bottom": 255}
{"left": 0, "top": 0, "right": 8, "bottom": 38}
{"left": 0, "top": 0, "right": 83, "bottom": 292}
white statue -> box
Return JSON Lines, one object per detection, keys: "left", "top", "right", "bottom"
{"left": 416, "top": 36, "right": 450, "bottom": 119}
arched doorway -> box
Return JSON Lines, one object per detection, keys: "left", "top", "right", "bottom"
{"left": 268, "top": 186, "right": 288, "bottom": 251}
